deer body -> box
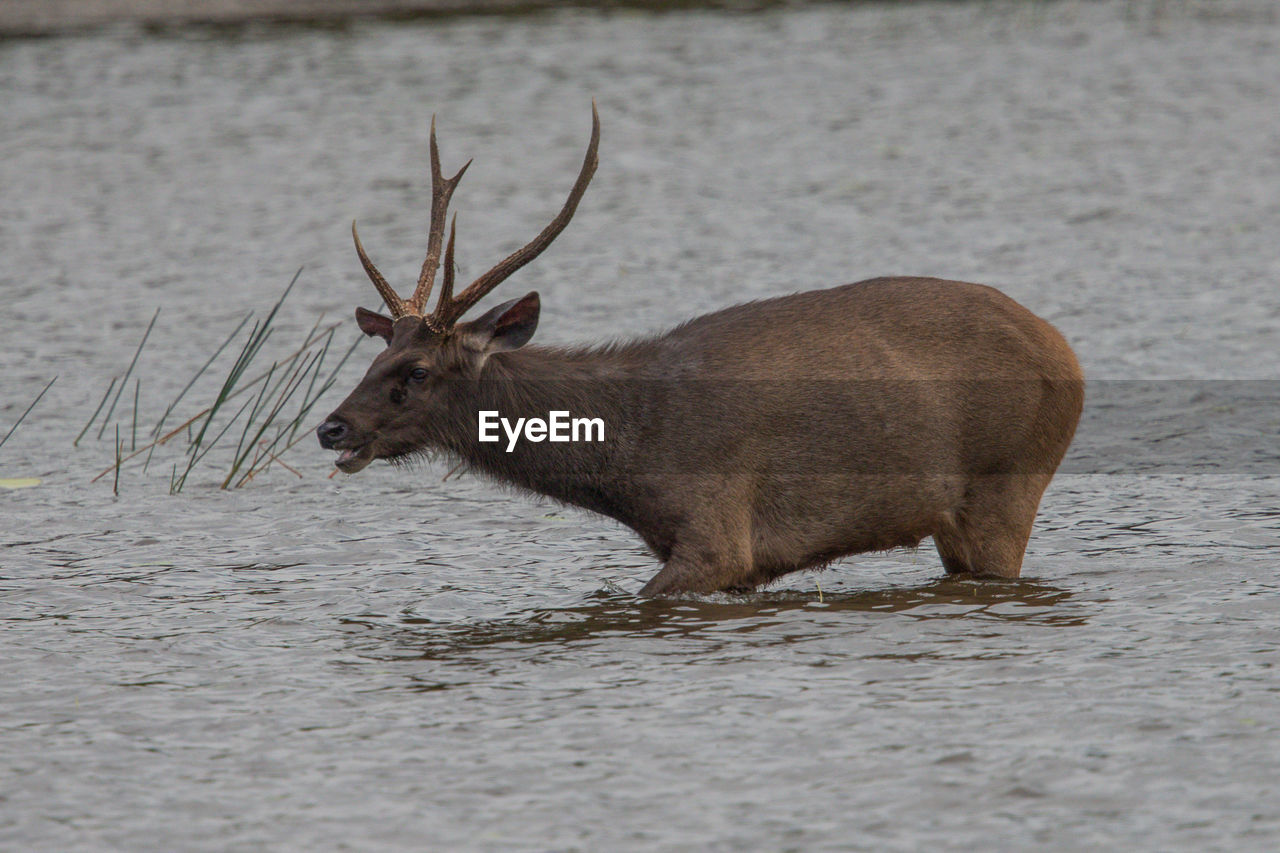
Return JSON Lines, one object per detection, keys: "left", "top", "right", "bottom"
{"left": 318, "top": 108, "right": 1084, "bottom": 596}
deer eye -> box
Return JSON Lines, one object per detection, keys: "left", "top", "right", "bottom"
{"left": 409, "top": 367, "right": 429, "bottom": 383}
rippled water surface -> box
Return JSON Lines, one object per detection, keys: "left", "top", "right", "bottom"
{"left": 3, "top": 1, "right": 1279, "bottom": 849}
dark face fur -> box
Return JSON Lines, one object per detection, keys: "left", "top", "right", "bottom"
{"left": 316, "top": 293, "right": 540, "bottom": 473}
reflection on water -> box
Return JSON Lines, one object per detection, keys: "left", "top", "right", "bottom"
{"left": 360, "top": 578, "right": 1084, "bottom": 661}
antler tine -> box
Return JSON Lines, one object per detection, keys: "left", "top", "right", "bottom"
{"left": 432, "top": 101, "right": 600, "bottom": 328}
{"left": 352, "top": 220, "right": 408, "bottom": 318}
{"left": 409, "top": 115, "right": 472, "bottom": 316}
{"left": 438, "top": 213, "right": 458, "bottom": 313}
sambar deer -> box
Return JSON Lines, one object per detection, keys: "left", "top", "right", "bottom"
{"left": 317, "top": 105, "right": 1084, "bottom": 596}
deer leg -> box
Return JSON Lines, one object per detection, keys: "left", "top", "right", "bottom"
{"left": 639, "top": 552, "right": 726, "bottom": 597}
{"left": 933, "top": 523, "right": 972, "bottom": 575}
{"left": 933, "top": 475, "right": 1051, "bottom": 578}
{"left": 639, "top": 519, "right": 756, "bottom": 596}
{"left": 635, "top": 480, "right": 759, "bottom": 596}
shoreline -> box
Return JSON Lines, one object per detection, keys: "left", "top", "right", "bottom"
{"left": 0, "top": 0, "right": 775, "bottom": 37}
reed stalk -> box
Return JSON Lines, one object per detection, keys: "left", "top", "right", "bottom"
{"left": 96, "top": 308, "right": 159, "bottom": 440}
{"left": 1, "top": 376, "right": 58, "bottom": 453}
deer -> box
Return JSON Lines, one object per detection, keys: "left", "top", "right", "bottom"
{"left": 317, "top": 105, "right": 1085, "bottom": 597}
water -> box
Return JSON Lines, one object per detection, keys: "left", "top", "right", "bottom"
{"left": 3, "top": 1, "right": 1279, "bottom": 849}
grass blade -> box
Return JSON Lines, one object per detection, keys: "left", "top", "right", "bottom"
{"left": 173, "top": 393, "right": 256, "bottom": 494}
{"left": 227, "top": 361, "right": 279, "bottom": 481}
{"left": 113, "top": 424, "right": 122, "bottom": 497}
{"left": 152, "top": 310, "right": 252, "bottom": 439}
{"left": 224, "top": 352, "right": 319, "bottom": 488}
{"left": 130, "top": 378, "right": 140, "bottom": 452}
{"left": 185, "top": 318, "right": 265, "bottom": 460}
{"left": 75, "top": 376, "right": 116, "bottom": 448}
{"left": 97, "top": 307, "right": 160, "bottom": 440}
{"left": 1, "top": 376, "right": 58, "bottom": 453}
{"left": 289, "top": 329, "right": 334, "bottom": 443}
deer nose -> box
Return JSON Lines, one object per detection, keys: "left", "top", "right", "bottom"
{"left": 316, "top": 419, "right": 349, "bottom": 449}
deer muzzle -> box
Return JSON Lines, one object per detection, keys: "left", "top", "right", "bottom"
{"left": 316, "top": 418, "right": 375, "bottom": 474}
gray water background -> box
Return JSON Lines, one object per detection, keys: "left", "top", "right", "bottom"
{"left": 3, "top": 0, "right": 1279, "bottom": 849}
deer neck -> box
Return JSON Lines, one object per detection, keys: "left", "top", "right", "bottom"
{"left": 435, "top": 346, "right": 635, "bottom": 517}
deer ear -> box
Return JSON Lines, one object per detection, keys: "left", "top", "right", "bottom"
{"left": 355, "top": 307, "right": 395, "bottom": 343}
{"left": 468, "top": 292, "right": 540, "bottom": 353}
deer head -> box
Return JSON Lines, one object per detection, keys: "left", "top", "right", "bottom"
{"left": 317, "top": 105, "right": 600, "bottom": 473}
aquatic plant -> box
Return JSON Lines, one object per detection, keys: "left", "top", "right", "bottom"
{"left": 84, "top": 270, "right": 360, "bottom": 493}
{"left": 1, "top": 376, "right": 58, "bottom": 454}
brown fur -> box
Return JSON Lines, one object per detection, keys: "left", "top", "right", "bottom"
{"left": 319, "top": 276, "right": 1083, "bottom": 596}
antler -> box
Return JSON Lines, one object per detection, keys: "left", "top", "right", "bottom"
{"left": 352, "top": 220, "right": 406, "bottom": 318}
{"left": 351, "top": 103, "right": 599, "bottom": 329}
{"left": 410, "top": 116, "right": 471, "bottom": 317}
{"left": 429, "top": 101, "right": 600, "bottom": 330}
{"left": 351, "top": 115, "right": 470, "bottom": 322}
